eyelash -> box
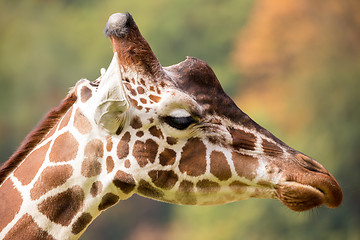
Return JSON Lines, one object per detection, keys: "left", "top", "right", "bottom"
{"left": 163, "top": 115, "right": 196, "bottom": 130}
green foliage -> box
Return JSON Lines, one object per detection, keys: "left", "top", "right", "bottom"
{"left": 0, "top": 0, "right": 252, "bottom": 149}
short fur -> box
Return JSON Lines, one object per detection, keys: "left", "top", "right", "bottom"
{"left": 0, "top": 92, "right": 77, "bottom": 185}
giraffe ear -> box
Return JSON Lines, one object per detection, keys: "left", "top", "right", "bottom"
{"left": 94, "top": 52, "right": 130, "bottom": 134}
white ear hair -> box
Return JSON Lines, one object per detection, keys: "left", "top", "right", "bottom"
{"left": 94, "top": 52, "right": 130, "bottom": 134}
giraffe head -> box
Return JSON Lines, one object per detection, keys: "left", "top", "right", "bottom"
{"left": 74, "top": 12, "right": 342, "bottom": 212}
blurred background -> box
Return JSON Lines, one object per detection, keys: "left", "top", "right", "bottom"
{"left": 1, "top": 0, "right": 359, "bottom": 239}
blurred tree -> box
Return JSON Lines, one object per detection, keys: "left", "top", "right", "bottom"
{"left": 228, "top": 0, "right": 360, "bottom": 239}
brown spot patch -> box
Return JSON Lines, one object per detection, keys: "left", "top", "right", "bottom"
{"left": 229, "top": 128, "right": 256, "bottom": 151}
{"left": 166, "top": 137, "right": 178, "bottom": 145}
{"left": 149, "top": 126, "right": 163, "bottom": 139}
{"left": 0, "top": 179, "right": 23, "bottom": 232}
{"left": 106, "top": 136, "right": 113, "bottom": 152}
{"left": 148, "top": 170, "right": 178, "bottom": 190}
{"left": 90, "top": 181, "right": 103, "bottom": 197}
{"left": 30, "top": 165, "right": 73, "bottom": 200}
{"left": 137, "top": 86, "right": 145, "bottom": 94}
{"left": 71, "top": 212, "right": 92, "bottom": 235}
{"left": 80, "top": 86, "right": 92, "bottom": 103}
{"left": 117, "top": 132, "right": 131, "bottom": 159}
{"left": 159, "top": 148, "right": 177, "bottom": 166}
{"left": 196, "top": 180, "right": 220, "bottom": 193}
{"left": 124, "top": 82, "right": 137, "bottom": 96}
{"left": 4, "top": 214, "right": 54, "bottom": 240}
{"left": 129, "top": 98, "right": 143, "bottom": 110}
{"left": 81, "top": 139, "right": 103, "bottom": 178}
{"left": 14, "top": 141, "right": 51, "bottom": 185}
{"left": 133, "top": 139, "right": 158, "bottom": 167}
{"left": 106, "top": 156, "right": 114, "bottom": 173}
{"left": 229, "top": 181, "right": 249, "bottom": 194}
{"left": 137, "top": 180, "right": 164, "bottom": 199}
{"left": 136, "top": 131, "right": 144, "bottom": 137}
{"left": 262, "top": 139, "right": 283, "bottom": 157}
{"left": 232, "top": 152, "right": 258, "bottom": 180}
{"left": 157, "top": 87, "right": 162, "bottom": 94}
{"left": 179, "top": 180, "right": 194, "bottom": 192}
{"left": 74, "top": 109, "right": 92, "bottom": 134}
{"left": 179, "top": 138, "right": 206, "bottom": 176}
{"left": 58, "top": 107, "right": 73, "bottom": 130}
{"left": 210, "top": 151, "right": 232, "bottom": 181}
{"left": 176, "top": 180, "right": 197, "bottom": 205}
{"left": 49, "top": 132, "right": 78, "bottom": 163}
{"left": 98, "top": 193, "right": 119, "bottom": 211}
{"left": 130, "top": 116, "right": 142, "bottom": 129}
{"left": 140, "top": 98, "right": 147, "bottom": 104}
{"left": 38, "top": 186, "right": 85, "bottom": 226}
{"left": 149, "top": 94, "right": 161, "bottom": 103}
{"left": 113, "top": 170, "right": 136, "bottom": 194}
{"left": 124, "top": 159, "right": 131, "bottom": 168}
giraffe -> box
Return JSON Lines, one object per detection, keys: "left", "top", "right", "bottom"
{"left": 0, "top": 12, "right": 342, "bottom": 240}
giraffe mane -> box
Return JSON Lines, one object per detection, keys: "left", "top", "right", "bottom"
{"left": 0, "top": 91, "right": 77, "bottom": 185}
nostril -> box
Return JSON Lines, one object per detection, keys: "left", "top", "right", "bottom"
{"left": 314, "top": 173, "right": 343, "bottom": 209}
{"left": 293, "top": 153, "right": 343, "bottom": 208}
{"left": 295, "top": 153, "right": 328, "bottom": 174}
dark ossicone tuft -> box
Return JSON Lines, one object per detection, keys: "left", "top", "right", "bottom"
{"left": 104, "top": 12, "right": 135, "bottom": 38}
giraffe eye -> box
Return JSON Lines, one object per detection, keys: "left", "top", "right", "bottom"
{"left": 164, "top": 116, "right": 195, "bottom": 130}
{"left": 163, "top": 109, "right": 196, "bottom": 130}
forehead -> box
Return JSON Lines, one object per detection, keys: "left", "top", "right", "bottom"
{"left": 162, "top": 57, "right": 282, "bottom": 145}
{"left": 164, "top": 57, "right": 245, "bottom": 122}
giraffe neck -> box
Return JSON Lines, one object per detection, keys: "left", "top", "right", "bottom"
{"left": 0, "top": 95, "right": 133, "bottom": 239}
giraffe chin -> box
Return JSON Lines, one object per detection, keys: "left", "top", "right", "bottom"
{"left": 276, "top": 181, "right": 342, "bottom": 212}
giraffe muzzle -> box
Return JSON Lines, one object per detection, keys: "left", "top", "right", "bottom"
{"left": 276, "top": 153, "right": 343, "bottom": 211}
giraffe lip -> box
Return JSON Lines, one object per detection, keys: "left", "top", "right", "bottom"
{"left": 275, "top": 153, "right": 343, "bottom": 211}
{"left": 276, "top": 177, "right": 343, "bottom": 211}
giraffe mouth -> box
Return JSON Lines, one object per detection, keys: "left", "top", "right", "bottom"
{"left": 277, "top": 182, "right": 325, "bottom": 211}
{"left": 276, "top": 169, "right": 343, "bottom": 211}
